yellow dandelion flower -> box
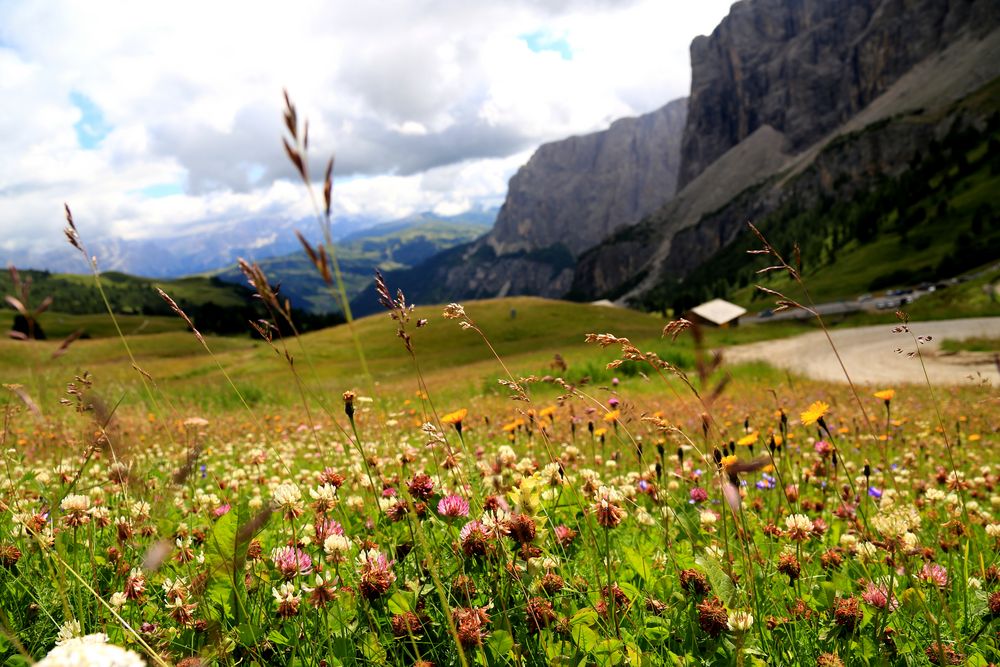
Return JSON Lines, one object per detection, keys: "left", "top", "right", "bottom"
{"left": 603, "top": 409, "right": 621, "bottom": 423}
{"left": 800, "top": 401, "right": 829, "bottom": 426}
{"left": 873, "top": 389, "right": 895, "bottom": 402}
{"left": 538, "top": 406, "right": 557, "bottom": 419}
{"left": 593, "top": 427, "right": 607, "bottom": 438}
{"left": 721, "top": 454, "right": 738, "bottom": 470}
{"left": 736, "top": 432, "right": 758, "bottom": 447}
{"left": 969, "top": 434, "right": 981, "bottom": 442}
{"left": 441, "top": 408, "right": 468, "bottom": 425}
{"left": 501, "top": 421, "right": 519, "bottom": 433}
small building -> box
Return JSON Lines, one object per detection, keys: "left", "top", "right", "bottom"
{"left": 688, "top": 298, "right": 747, "bottom": 328}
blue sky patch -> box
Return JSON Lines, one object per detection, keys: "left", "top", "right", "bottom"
{"left": 69, "top": 91, "right": 112, "bottom": 149}
{"left": 520, "top": 30, "right": 572, "bottom": 60}
{"left": 137, "top": 182, "right": 184, "bottom": 198}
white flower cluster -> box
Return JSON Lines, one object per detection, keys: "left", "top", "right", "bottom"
{"left": 37, "top": 633, "right": 145, "bottom": 667}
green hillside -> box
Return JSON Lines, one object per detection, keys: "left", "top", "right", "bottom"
{"left": 1, "top": 270, "right": 340, "bottom": 338}
{"left": 214, "top": 218, "right": 489, "bottom": 313}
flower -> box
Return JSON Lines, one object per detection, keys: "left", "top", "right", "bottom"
{"left": 460, "top": 520, "right": 491, "bottom": 557}
{"left": 357, "top": 549, "right": 396, "bottom": 599}
{"left": 920, "top": 563, "right": 948, "bottom": 588}
{"left": 603, "top": 409, "right": 620, "bottom": 423}
{"left": 272, "top": 483, "right": 304, "bottom": 519}
{"left": 441, "top": 409, "right": 468, "bottom": 426}
{"left": 271, "top": 546, "right": 313, "bottom": 579}
{"left": 453, "top": 606, "right": 491, "bottom": 647}
{"left": 861, "top": 581, "right": 899, "bottom": 611}
{"left": 800, "top": 401, "right": 830, "bottom": 427}
{"left": 272, "top": 582, "right": 302, "bottom": 618}
{"left": 60, "top": 494, "right": 91, "bottom": 528}
{"left": 438, "top": 495, "right": 470, "bottom": 518}
{"left": 785, "top": 514, "right": 813, "bottom": 541}
{"left": 323, "top": 534, "right": 351, "bottom": 556}
{"left": 696, "top": 597, "right": 728, "bottom": 637}
{"left": 736, "top": 432, "right": 758, "bottom": 446}
{"left": 728, "top": 610, "right": 753, "bottom": 632}
{"left": 407, "top": 474, "right": 435, "bottom": 500}
{"left": 874, "top": 389, "right": 895, "bottom": 402}
{"left": 37, "top": 634, "right": 145, "bottom": 667}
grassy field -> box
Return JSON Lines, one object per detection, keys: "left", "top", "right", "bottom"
{"left": 1, "top": 291, "right": 997, "bottom": 667}
{"left": 0, "top": 297, "right": 829, "bottom": 416}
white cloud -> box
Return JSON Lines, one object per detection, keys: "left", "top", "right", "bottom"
{"left": 0, "top": 0, "right": 733, "bottom": 263}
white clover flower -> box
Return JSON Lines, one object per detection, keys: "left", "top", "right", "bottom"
{"left": 840, "top": 534, "right": 859, "bottom": 551}
{"left": 37, "top": 633, "right": 144, "bottom": 667}
{"left": 60, "top": 494, "right": 90, "bottom": 513}
{"left": 130, "top": 501, "right": 151, "bottom": 520}
{"left": 856, "top": 542, "right": 879, "bottom": 562}
{"left": 705, "top": 545, "right": 725, "bottom": 560}
{"left": 109, "top": 592, "right": 128, "bottom": 609}
{"left": 700, "top": 511, "right": 718, "bottom": 527}
{"left": 986, "top": 524, "right": 1000, "bottom": 538}
{"left": 309, "top": 484, "right": 339, "bottom": 503}
{"left": 728, "top": 611, "right": 754, "bottom": 632}
{"left": 272, "top": 483, "right": 302, "bottom": 509}
{"left": 54, "top": 619, "right": 82, "bottom": 645}
{"left": 323, "top": 534, "right": 351, "bottom": 554}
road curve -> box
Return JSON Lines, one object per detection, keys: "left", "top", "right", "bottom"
{"left": 724, "top": 317, "right": 1000, "bottom": 385}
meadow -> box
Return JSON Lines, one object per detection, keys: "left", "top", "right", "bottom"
{"left": 1, "top": 97, "right": 997, "bottom": 667}
{"left": 1, "top": 284, "right": 998, "bottom": 666}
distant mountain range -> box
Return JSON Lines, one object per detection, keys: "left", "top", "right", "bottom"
{"left": 14, "top": 207, "right": 495, "bottom": 280}
{"left": 212, "top": 212, "right": 492, "bottom": 313}
{"left": 354, "top": 0, "right": 1000, "bottom": 316}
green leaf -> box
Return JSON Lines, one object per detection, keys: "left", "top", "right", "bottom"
{"left": 571, "top": 608, "right": 598, "bottom": 626}
{"left": 572, "top": 624, "right": 599, "bottom": 652}
{"left": 487, "top": 630, "right": 514, "bottom": 659}
{"left": 695, "top": 556, "right": 736, "bottom": 606}
{"left": 387, "top": 591, "right": 412, "bottom": 615}
{"left": 623, "top": 547, "right": 651, "bottom": 582}
{"left": 359, "top": 632, "right": 387, "bottom": 664}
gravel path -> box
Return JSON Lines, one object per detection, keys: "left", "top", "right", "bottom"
{"left": 725, "top": 317, "right": 1000, "bottom": 385}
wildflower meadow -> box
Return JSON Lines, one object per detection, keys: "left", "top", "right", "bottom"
{"left": 0, "top": 95, "right": 997, "bottom": 667}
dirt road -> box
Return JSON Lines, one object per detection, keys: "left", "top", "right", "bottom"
{"left": 725, "top": 317, "right": 999, "bottom": 385}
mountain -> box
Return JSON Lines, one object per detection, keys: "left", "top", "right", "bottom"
{"left": 20, "top": 214, "right": 379, "bottom": 279}
{"left": 214, "top": 213, "right": 492, "bottom": 313}
{"left": 350, "top": 98, "right": 688, "bottom": 314}
{"left": 571, "top": 0, "right": 1000, "bottom": 306}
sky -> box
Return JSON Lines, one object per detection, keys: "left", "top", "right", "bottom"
{"left": 0, "top": 0, "right": 734, "bottom": 258}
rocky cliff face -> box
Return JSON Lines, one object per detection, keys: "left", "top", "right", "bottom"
{"left": 679, "top": 0, "right": 1000, "bottom": 187}
{"left": 352, "top": 98, "right": 688, "bottom": 314}
{"left": 572, "top": 0, "right": 1000, "bottom": 302}
{"left": 489, "top": 97, "right": 687, "bottom": 257}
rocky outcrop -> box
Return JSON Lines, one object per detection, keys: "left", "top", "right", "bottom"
{"left": 352, "top": 98, "right": 688, "bottom": 313}
{"left": 572, "top": 1, "right": 1000, "bottom": 303}
{"left": 679, "top": 0, "right": 1000, "bottom": 188}
{"left": 489, "top": 97, "right": 687, "bottom": 256}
